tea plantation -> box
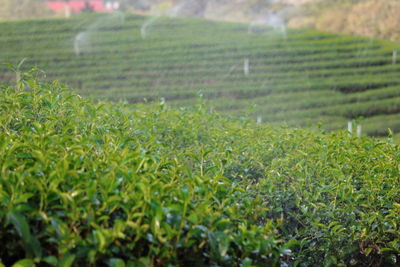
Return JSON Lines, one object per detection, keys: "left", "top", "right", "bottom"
{"left": 0, "top": 71, "right": 399, "bottom": 266}
{"left": 1, "top": 13, "right": 400, "bottom": 137}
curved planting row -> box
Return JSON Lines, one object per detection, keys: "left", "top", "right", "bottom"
{"left": 1, "top": 13, "right": 400, "bottom": 136}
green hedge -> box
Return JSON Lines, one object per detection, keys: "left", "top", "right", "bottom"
{"left": 1, "top": 72, "right": 399, "bottom": 266}
{"left": 0, "top": 71, "right": 286, "bottom": 267}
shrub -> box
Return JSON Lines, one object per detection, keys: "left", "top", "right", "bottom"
{"left": 1, "top": 71, "right": 399, "bottom": 266}
{"left": 0, "top": 71, "right": 286, "bottom": 266}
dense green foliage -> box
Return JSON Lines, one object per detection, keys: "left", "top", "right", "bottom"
{"left": 0, "top": 72, "right": 286, "bottom": 266}
{"left": 1, "top": 14, "right": 400, "bottom": 137}
{"left": 1, "top": 73, "right": 399, "bottom": 266}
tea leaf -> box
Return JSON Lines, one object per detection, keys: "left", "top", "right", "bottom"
{"left": 11, "top": 259, "right": 35, "bottom": 267}
{"left": 7, "top": 210, "right": 42, "bottom": 258}
{"left": 58, "top": 254, "right": 75, "bottom": 267}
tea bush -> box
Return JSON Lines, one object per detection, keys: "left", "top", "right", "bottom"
{"left": 0, "top": 72, "right": 286, "bottom": 266}
{"left": 248, "top": 132, "right": 400, "bottom": 266}
{"left": 1, "top": 72, "right": 399, "bottom": 266}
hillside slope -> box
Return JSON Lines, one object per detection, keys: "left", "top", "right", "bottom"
{"left": 1, "top": 14, "right": 400, "bottom": 136}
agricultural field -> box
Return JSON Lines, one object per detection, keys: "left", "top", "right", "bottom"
{"left": 0, "top": 72, "right": 399, "bottom": 266}
{"left": 1, "top": 13, "right": 400, "bottom": 137}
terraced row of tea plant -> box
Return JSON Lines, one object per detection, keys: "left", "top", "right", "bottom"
{"left": 1, "top": 72, "right": 399, "bottom": 266}
{"left": 1, "top": 13, "right": 400, "bottom": 136}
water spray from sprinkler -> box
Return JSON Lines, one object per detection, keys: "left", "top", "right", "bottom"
{"left": 248, "top": 10, "right": 288, "bottom": 40}
{"left": 73, "top": 12, "right": 125, "bottom": 55}
{"left": 140, "top": 1, "right": 189, "bottom": 39}
{"left": 141, "top": 15, "right": 160, "bottom": 39}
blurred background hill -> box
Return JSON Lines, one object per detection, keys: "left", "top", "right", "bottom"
{"left": 2, "top": 0, "right": 399, "bottom": 41}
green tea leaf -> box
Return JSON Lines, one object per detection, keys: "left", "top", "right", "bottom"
{"left": 42, "top": 256, "right": 58, "bottom": 266}
{"left": 7, "top": 210, "right": 42, "bottom": 257}
{"left": 59, "top": 254, "right": 75, "bottom": 267}
{"left": 109, "top": 258, "right": 126, "bottom": 267}
{"left": 11, "top": 259, "right": 35, "bottom": 267}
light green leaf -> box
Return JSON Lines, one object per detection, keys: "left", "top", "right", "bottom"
{"left": 94, "top": 230, "right": 107, "bottom": 251}
{"left": 59, "top": 253, "right": 75, "bottom": 267}
{"left": 11, "top": 259, "right": 35, "bottom": 267}
{"left": 109, "top": 258, "right": 126, "bottom": 267}
{"left": 42, "top": 256, "right": 58, "bottom": 266}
